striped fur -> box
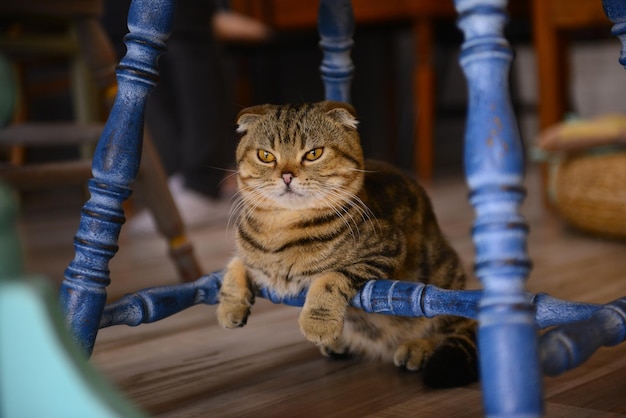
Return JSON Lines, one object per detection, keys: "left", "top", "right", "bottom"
{"left": 217, "top": 101, "right": 478, "bottom": 387}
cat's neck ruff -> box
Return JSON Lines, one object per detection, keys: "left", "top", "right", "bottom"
{"left": 248, "top": 205, "right": 339, "bottom": 225}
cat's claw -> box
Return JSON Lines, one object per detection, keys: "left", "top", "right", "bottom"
{"left": 393, "top": 339, "right": 434, "bottom": 371}
{"left": 320, "top": 344, "right": 352, "bottom": 360}
{"left": 217, "top": 302, "right": 251, "bottom": 329}
{"left": 299, "top": 311, "right": 344, "bottom": 346}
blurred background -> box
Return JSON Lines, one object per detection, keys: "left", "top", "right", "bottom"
{"left": 2, "top": 0, "right": 626, "bottom": 274}
{"left": 3, "top": 1, "right": 625, "bottom": 183}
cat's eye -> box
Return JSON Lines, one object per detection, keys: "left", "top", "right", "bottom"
{"left": 257, "top": 149, "right": 276, "bottom": 163}
{"left": 304, "top": 147, "right": 324, "bottom": 161}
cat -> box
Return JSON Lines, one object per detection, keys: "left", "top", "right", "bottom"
{"left": 217, "top": 101, "right": 478, "bottom": 388}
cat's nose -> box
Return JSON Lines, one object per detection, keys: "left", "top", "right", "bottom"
{"left": 282, "top": 172, "right": 294, "bottom": 185}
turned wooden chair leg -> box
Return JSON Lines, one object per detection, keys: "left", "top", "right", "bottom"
{"left": 135, "top": 131, "right": 202, "bottom": 282}
{"left": 74, "top": 11, "right": 202, "bottom": 283}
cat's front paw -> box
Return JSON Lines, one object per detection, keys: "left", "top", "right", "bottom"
{"left": 217, "top": 257, "right": 254, "bottom": 329}
{"left": 217, "top": 298, "right": 251, "bottom": 328}
{"left": 299, "top": 308, "right": 344, "bottom": 346}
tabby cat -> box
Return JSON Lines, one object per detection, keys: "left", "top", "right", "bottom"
{"left": 217, "top": 101, "right": 478, "bottom": 388}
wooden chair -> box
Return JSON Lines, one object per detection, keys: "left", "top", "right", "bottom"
{"left": 531, "top": 0, "right": 618, "bottom": 210}
{"left": 44, "top": 0, "right": 626, "bottom": 416}
{"left": 0, "top": 1, "right": 201, "bottom": 282}
{"left": 532, "top": 0, "right": 612, "bottom": 131}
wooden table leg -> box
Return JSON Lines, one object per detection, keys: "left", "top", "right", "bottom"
{"left": 413, "top": 18, "right": 435, "bottom": 181}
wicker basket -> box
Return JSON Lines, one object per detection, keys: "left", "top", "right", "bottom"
{"left": 550, "top": 151, "right": 626, "bottom": 239}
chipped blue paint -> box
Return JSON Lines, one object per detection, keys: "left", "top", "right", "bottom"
{"left": 59, "top": 0, "right": 175, "bottom": 355}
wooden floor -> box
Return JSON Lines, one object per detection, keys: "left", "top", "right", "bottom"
{"left": 18, "top": 167, "right": 626, "bottom": 417}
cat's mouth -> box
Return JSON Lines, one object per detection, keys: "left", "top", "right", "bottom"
{"left": 279, "top": 187, "right": 302, "bottom": 197}
{"left": 273, "top": 185, "right": 314, "bottom": 208}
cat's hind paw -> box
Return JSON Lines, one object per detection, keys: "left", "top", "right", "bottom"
{"left": 320, "top": 343, "right": 352, "bottom": 360}
{"left": 422, "top": 335, "right": 479, "bottom": 388}
{"left": 393, "top": 339, "right": 436, "bottom": 371}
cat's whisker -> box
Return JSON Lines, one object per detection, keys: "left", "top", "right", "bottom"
{"left": 317, "top": 187, "right": 362, "bottom": 243}
{"left": 318, "top": 193, "right": 359, "bottom": 243}
{"left": 218, "top": 170, "right": 240, "bottom": 188}
{"left": 228, "top": 185, "right": 268, "bottom": 231}
{"left": 238, "top": 191, "right": 266, "bottom": 223}
{"left": 324, "top": 185, "right": 377, "bottom": 237}
{"left": 227, "top": 194, "right": 245, "bottom": 231}
{"left": 200, "top": 164, "right": 238, "bottom": 174}
{"left": 349, "top": 193, "right": 380, "bottom": 235}
{"left": 347, "top": 167, "right": 377, "bottom": 174}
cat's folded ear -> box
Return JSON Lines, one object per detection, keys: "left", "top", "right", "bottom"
{"left": 316, "top": 101, "right": 359, "bottom": 130}
{"left": 236, "top": 104, "right": 271, "bottom": 134}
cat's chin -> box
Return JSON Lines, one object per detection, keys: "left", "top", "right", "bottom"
{"left": 264, "top": 193, "right": 330, "bottom": 211}
{"left": 261, "top": 189, "right": 308, "bottom": 209}
{"left": 273, "top": 197, "right": 318, "bottom": 211}
{"left": 241, "top": 192, "right": 313, "bottom": 211}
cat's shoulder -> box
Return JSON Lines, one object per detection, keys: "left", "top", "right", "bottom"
{"left": 359, "top": 160, "right": 434, "bottom": 221}
{"left": 362, "top": 160, "right": 428, "bottom": 201}
{"left": 363, "top": 160, "right": 419, "bottom": 186}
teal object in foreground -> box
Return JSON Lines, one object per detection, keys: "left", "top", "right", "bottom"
{"left": 0, "top": 180, "right": 145, "bottom": 418}
{"left": 1, "top": 279, "right": 147, "bottom": 418}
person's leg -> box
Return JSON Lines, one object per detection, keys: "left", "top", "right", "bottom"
{"left": 145, "top": 56, "right": 182, "bottom": 176}
{"left": 167, "top": 0, "right": 236, "bottom": 199}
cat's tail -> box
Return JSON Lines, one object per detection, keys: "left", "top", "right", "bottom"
{"left": 422, "top": 320, "right": 479, "bottom": 388}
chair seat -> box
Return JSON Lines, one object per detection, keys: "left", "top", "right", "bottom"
{"left": 0, "top": 160, "right": 92, "bottom": 189}
{"left": 0, "top": 1, "right": 102, "bottom": 17}
{"left": 0, "top": 123, "right": 101, "bottom": 189}
{"left": 0, "top": 123, "right": 103, "bottom": 147}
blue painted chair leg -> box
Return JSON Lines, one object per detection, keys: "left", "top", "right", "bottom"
{"left": 318, "top": 0, "right": 354, "bottom": 103}
{"left": 602, "top": 0, "right": 626, "bottom": 71}
{"left": 455, "top": 1, "right": 542, "bottom": 416}
{"left": 538, "top": 0, "right": 626, "bottom": 379}
{"left": 58, "top": 0, "right": 176, "bottom": 356}
{"left": 541, "top": 297, "right": 626, "bottom": 376}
